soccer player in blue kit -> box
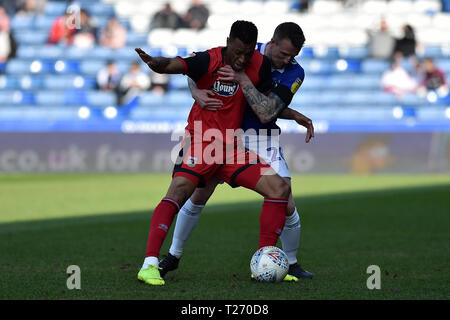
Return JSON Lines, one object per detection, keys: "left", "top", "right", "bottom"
{"left": 160, "top": 22, "right": 315, "bottom": 282}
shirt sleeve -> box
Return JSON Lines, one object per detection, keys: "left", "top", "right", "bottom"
{"left": 176, "top": 51, "right": 210, "bottom": 82}
{"left": 271, "top": 63, "right": 305, "bottom": 107}
{"left": 256, "top": 55, "right": 272, "bottom": 94}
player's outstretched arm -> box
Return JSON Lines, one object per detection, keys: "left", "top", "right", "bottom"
{"left": 217, "top": 65, "right": 285, "bottom": 124}
{"left": 135, "top": 48, "right": 185, "bottom": 74}
{"left": 278, "top": 107, "right": 314, "bottom": 143}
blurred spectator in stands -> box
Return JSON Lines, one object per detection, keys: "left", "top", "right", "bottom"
{"left": 182, "top": 0, "right": 209, "bottom": 30}
{"left": 417, "top": 58, "right": 449, "bottom": 98}
{"left": 150, "top": 3, "right": 182, "bottom": 30}
{"left": 381, "top": 59, "right": 417, "bottom": 97}
{"left": 119, "top": 62, "right": 151, "bottom": 105}
{"left": 73, "top": 9, "right": 97, "bottom": 49}
{"left": 393, "top": 24, "right": 416, "bottom": 59}
{"left": 150, "top": 72, "right": 169, "bottom": 95}
{"left": 48, "top": 10, "right": 76, "bottom": 45}
{"left": 16, "top": 0, "right": 46, "bottom": 16}
{"left": 291, "top": 0, "right": 310, "bottom": 12}
{"left": 0, "top": 5, "right": 16, "bottom": 72}
{"left": 97, "top": 61, "right": 121, "bottom": 103}
{"left": 366, "top": 17, "right": 395, "bottom": 59}
{"left": 0, "top": 0, "right": 18, "bottom": 16}
{"left": 100, "top": 17, "right": 127, "bottom": 49}
{"left": 0, "top": 5, "right": 10, "bottom": 70}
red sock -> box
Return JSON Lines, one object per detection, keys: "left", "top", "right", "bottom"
{"left": 145, "top": 198, "right": 180, "bottom": 258}
{"left": 259, "top": 198, "right": 288, "bottom": 248}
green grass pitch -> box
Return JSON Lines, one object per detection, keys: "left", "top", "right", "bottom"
{"left": 0, "top": 174, "right": 449, "bottom": 300}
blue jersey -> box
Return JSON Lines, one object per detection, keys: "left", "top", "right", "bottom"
{"left": 241, "top": 42, "right": 305, "bottom": 134}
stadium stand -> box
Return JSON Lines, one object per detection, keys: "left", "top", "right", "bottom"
{"left": 0, "top": 0, "right": 449, "bottom": 131}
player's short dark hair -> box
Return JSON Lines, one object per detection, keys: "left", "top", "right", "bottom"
{"left": 273, "top": 22, "right": 305, "bottom": 50}
{"left": 229, "top": 20, "right": 258, "bottom": 45}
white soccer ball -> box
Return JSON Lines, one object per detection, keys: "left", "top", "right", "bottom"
{"left": 250, "top": 246, "right": 289, "bottom": 283}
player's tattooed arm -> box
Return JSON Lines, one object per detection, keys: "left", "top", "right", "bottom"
{"left": 241, "top": 83, "right": 286, "bottom": 124}
{"left": 135, "top": 48, "right": 185, "bottom": 74}
{"left": 278, "top": 107, "right": 315, "bottom": 143}
{"left": 217, "top": 65, "right": 285, "bottom": 123}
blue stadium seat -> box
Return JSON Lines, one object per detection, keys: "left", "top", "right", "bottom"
{"left": 36, "top": 91, "right": 65, "bottom": 106}
{"left": 0, "top": 92, "right": 34, "bottom": 106}
{"left": 361, "top": 59, "right": 390, "bottom": 73}
{"left": 166, "top": 91, "right": 193, "bottom": 106}
{"left": 139, "top": 92, "right": 166, "bottom": 107}
{"left": 5, "top": 59, "right": 30, "bottom": 74}
{"left": 10, "top": 16, "right": 34, "bottom": 31}
{"left": 126, "top": 33, "right": 148, "bottom": 47}
{"left": 291, "top": 92, "right": 321, "bottom": 105}
{"left": 400, "top": 94, "right": 426, "bottom": 106}
{"left": 423, "top": 46, "right": 444, "bottom": 59}
{"left": 417, "top": 106, "right": 448, "bottom": 120}
{"left": 341, "top": 47, "right": 369, "bottom": 59}
{"left": 43, "top": 76, "right": 74, "bottom": 89}
{"left": 80, "top": 60, "right": 106, "bottom": 75}
{"left": 316, "top": 91, "right": 343, "bottom": 105}
{"left": 169, "top": 74, "right": 189, "bottom": 90}
{"left": 19, "top": 76, "right": 43, "bottom": 90}
{"left": 435, "top": 59, "right": 450, "bottom": 73}
{"left": 0, "top": 76, "right": 19, "bottom": 89}
{"left": 341, "top": 91, "right": 375, "bottom": 105}
{"left": 90, "top": 46, "right": 114, "bottom": 59}
{"left": 298, "top": 47, "right": 313, "bottom": 58}
{"left": 300, "top": 60, "right": 333, "bottom": 74}
{"left": 315, "top": 47, "right": 339, "bottom": 59}
{"left": 64, "top": 89, "right": 88, "bottom": 105}
{"left": 114, "top": 47, "right": 138, "bottom": 61}
{"left": 14, "top": 32, "right": 49, "bottom": 45}
{"left": 44, "top": 2, "right": 67, "bottom": 16}
{"left": 372, "top": 92, "right": 398, "bottom": 105}
{"left": 16, "top": 46, "right": 37, "bottom": 59}
{"left": 85, "top": 3, "right": 115, "bottom": 17}
{"left": 36, "top": 46, "right": 64, "bottom": 59}
{"left": 87, "top": 91, "right": 116, "bottom": 107}
{"left": 65, "top": 47, "right": 91, "bottom": 59}
{"left": 34, "top": 16, "right": 56, "bottom": 30}
{"left": 53, "top": 60, "right": 80, "bottom": 74}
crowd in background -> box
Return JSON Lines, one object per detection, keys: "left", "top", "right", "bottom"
{"left": 0, "top": 0, "right": 449, "bottom": 106}
{"left": 366, "top": 18, "right": 449, "bottom": 99}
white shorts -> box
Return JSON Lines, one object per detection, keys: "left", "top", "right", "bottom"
{"left": 243, "top": 134, "right": 291, "bottom": 179}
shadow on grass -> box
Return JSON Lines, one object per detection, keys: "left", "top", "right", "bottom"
{"left": 0, "top": 183, "right": 448, "bottom": 300}
{"left": 1, "top": 183, "right": 448, "bottom": 234}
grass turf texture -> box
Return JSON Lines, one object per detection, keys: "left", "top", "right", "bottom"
{"left": 0, "top": 174, "right": 449, "bottom": 299}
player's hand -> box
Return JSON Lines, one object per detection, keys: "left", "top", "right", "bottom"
{"left": 192, "top": 89, "right": 223, "bottom": 111}
{"left": 217, "top": 65, "right": 245, "bottom": 83}
{"left": 135, "top": 48, "right": 152, "bottom": 64}
{"left": 295, "top": 112, "right": 315, "bottom": 143}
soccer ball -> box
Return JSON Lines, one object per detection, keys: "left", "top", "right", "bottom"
{"left": 250, "top": 246, "right": 289, "bottom": 283}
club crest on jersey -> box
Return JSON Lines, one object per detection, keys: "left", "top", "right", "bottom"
{"left": 212, "top": 80, "right": 239, "bottom": 97}
{"left": 186, "top": 156, "right": 197, "bottom": 167}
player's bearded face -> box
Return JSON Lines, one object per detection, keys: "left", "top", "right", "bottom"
{"left": 270, "top": 38, "right": 300, "bottom": 69}
{"left": 226, "top": 38, "right": 255, "bottom": 71}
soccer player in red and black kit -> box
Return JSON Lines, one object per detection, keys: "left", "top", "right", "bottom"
{"left": 135, "top": 21, "right": 292, "bottom": 286}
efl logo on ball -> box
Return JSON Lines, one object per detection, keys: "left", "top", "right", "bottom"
{"left": 250, "top": 246, "right": 289, "bottom": 283}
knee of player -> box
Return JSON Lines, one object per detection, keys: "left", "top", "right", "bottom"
{"left": 168, "top": 178, "right": 195, "bottom": 205}
{"left": 270, "top": 179, "right": 291, "bottom": 199}
{"left": 279, "top": 182, "right": 291, "bottom": 199}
